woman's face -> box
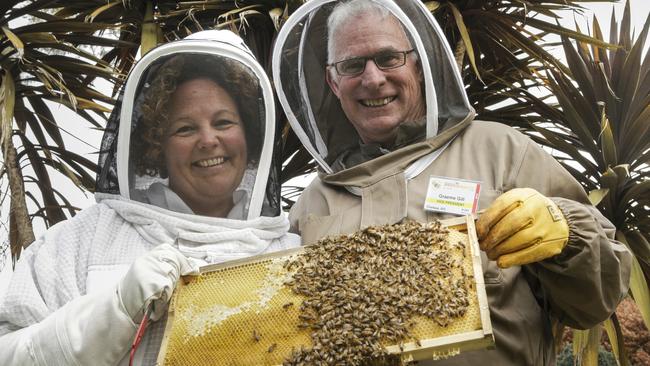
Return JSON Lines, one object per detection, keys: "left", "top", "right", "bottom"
{"left": 163, "top": 78, "right": 248, "bottom": 217}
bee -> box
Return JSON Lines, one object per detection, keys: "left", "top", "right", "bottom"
{"left": 268, "top": 343, "right": 277, "bottom": 353}
{"left": 253, "top": 330, "right": 260, "bottom": 342}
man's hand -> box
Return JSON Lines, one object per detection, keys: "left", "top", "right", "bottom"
{"left": 476, "top": 188, "right": 569, "bottom": 268}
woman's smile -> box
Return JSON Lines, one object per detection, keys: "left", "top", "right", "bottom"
{"left": 193, "top": 156, "right": 227, "bottom": 168}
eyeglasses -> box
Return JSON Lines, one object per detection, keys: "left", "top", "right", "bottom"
{"left": 328, "top": 49, "right": 415, "bottom": 76}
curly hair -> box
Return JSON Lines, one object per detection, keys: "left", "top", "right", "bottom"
{"left": 130, "top": 53, "right": 263, "bottom": 177}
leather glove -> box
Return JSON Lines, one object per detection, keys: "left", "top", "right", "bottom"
{"left": 476, "top": 188, "right": 569, "bottom": 268}
{"left": 118, "top": 244, "right": 199, "bottom": 322}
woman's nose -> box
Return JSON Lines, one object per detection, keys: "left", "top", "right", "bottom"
{"left": 360, "top": 59, "right": 387, "bottom": 88}
{"left": 197, "top": 128, "right": 219, "bottom": 149}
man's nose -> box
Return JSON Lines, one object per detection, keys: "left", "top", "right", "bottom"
{"left": 360, "top": 59, "right": 386, "bottom": 87}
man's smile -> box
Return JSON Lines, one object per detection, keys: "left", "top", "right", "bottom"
{"left": 360, "top": 96, "right": 396, "bottom": 107}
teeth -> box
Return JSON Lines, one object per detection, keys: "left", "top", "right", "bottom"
{"left": 195, "top": 157, "right": 225, "bottom": 167}
{"left": 361, "top": 96, "right": 395, "bottom": 107}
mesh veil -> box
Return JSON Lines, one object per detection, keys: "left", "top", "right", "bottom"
{"left": 272, "top": 0, "right": 474, "bottom": 173}
{"left": 96, "top": 32, "right": 280, "bottom": 219}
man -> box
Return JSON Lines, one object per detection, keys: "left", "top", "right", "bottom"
{"left": 272, "top": 0, "right": 631, "bottom": 364}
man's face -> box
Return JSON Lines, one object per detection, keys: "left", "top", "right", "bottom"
{"left": 326, "top": 13, "right": 425, "bottom": 146}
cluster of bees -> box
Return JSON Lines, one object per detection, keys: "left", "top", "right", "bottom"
{"left": 281, "top": 220, "right": 471, "bottom": 365}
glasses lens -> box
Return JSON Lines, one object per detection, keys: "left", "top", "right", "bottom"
{"left": 338, "top": 58, "right": 365, "bottom": 75}
{"left": 375, "top": 52, "right": 404, "bottom": 69}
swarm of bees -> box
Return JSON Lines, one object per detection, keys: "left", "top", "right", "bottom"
{"left": 282, "top": 220, "right": 471, "bottom": 365}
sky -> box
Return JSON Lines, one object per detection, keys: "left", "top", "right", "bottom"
{"left": 1, "top": 0, "right": 649, "bottom": 296}
{"left": 561, "top": 0, "right": 649, "bottom": 31}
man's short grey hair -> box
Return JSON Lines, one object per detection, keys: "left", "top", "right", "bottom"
{"left": 326, "top": 0, "right": 393, "bottom": 64}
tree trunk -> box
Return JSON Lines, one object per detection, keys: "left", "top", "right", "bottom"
{"left": 2, "top": 69, "right": 35, "bottom": 264}
{"left": 4, "top": 137, "right": 34, "bottom": 265}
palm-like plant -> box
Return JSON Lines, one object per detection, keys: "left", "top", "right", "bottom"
{"left": 510, "top": 2, "right": 649, "bottom": 363}
{"left": 543, "top": 8, "right": 649, "bottom": 287}
{"left": 424, "top": 1, "right": 616, "bottom": 118}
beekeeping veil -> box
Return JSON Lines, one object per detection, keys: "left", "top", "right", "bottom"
{"left": 272, "top": 0, "right": 475, "bottom": 190}
{"left": 96, "top": 30, "right": 279, "bottom": 220}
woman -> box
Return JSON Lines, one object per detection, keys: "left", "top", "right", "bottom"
{"left": 0, "top": 30, "right": 299, "bottom": 366}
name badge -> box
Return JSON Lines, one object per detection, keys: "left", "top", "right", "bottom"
{"left": 424, "top": 176, "right": 481, "bottom": 215}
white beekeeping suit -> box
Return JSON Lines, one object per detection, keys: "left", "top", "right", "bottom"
{"left": 0, "top": 30, "right": 299, "bottom": 366}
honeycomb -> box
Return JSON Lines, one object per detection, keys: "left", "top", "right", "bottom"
{"left": 158, "top": 218, "right": 492, "bottom": 365}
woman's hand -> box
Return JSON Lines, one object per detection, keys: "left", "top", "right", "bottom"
{"left": 118, "top": 244, "right": 199, "bottom": 322}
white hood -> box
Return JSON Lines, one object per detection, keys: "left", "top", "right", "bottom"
{"left": 272, "top": 0, "right": 474, "bottom": 175}
{"left": 96, "top": 30, "right": 279, "bottom": 220}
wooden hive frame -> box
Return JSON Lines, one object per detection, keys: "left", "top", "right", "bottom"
{"left": 157, "top": 215, "right": 493, "bottom": 365}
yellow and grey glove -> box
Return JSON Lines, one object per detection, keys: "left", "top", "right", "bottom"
{"left": 476, "top": 188, "right": 569, "bottom": 268}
